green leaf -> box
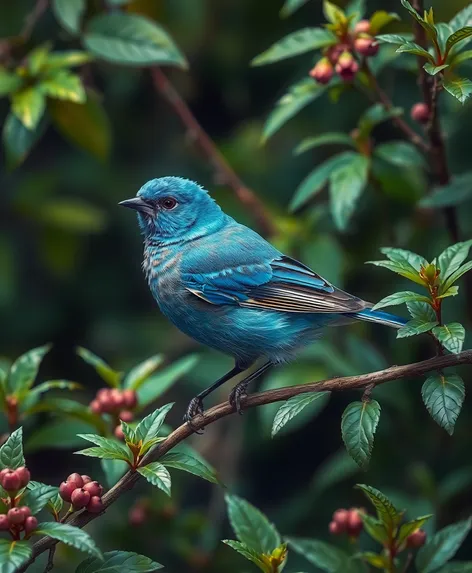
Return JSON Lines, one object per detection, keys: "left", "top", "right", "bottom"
{"left": 83, "top": 13, "right": 187, "bottom": 68}
{"left": 376, "top": 33, "right": 414, "bottom": 45}
{"left": 358, "top": 104, "right": 404, "bottom": 138}
{"left": 375, "top": 141, "right": 426, "bottom": 168}
{"left": 0, "top": 69, "right": 23, "bottom": 96}
{"left": 9, "top": 344, "right": 50, "bottom": 394}
{"left": 39, "top": 71, "right": 86, "bottom": 103}
{"left": 443, "top": 76, "right": 472, "bottom": 104}
{"left": 287, "top": 537, "right": 349, "bottom": 572}
{"left": 76, "top": 551, "right": 163, "bottom": 572}
{"left": 442, "top": 261, "right": 472, "bottom": 292}
{"left": 124, "top": 354, "right": 163, "bottom": 390}
{"left": 372, "top": 291, "right": 430, "bottom": 311}
{"left": 329, "top": 153, "right": 370, "bottom": 230}
{"left": 134, "top": 403, "right": 174, "bottom": 443}
{"left": 44, "top": 51, "right": 93, "bottom": 70}
{"left": 25, "top": 398, "right": 106, "bottom": 434}
{"left": 397, "top": 319, "right": 438, "bottom": 339}
{"left": 357, "top": 552, "right": 389, "bottom": 569}
{"left": 35, "top": 522, "right": 103, "bottom": 559}
{"left": 424, "top": 63, "right": 449, "bottom": 75}
{"left": 0, "top": 539, "right": 32, "bottom": 573}
{"left": 226, "top": 494, "right": 281, "bottom": 554}
{"left": 432, "top": 323, "right": 465, "bottom": 354}
{"left": 437, "top": 240, "right": 472, "bottom": 281}
{"left": 290, "top": 151, "right": 356, "bottom": 211}
{"left": 421, "top": 173, "right": 472, "bottom": 208}
{"left": 397, "top": 515, "right": 433, "bottom": 547}
{"left": 76, "top": 434, "right": 133, "bottom": 463}
{"left": 47, "top": 492, "right": 64, "bottom": 518}
{"left": 101, "top": 459, "right": 128, "bottom": 489}
{"left": 280, "top": 0, "right": 312, "bottom": 18}
{"left": 25, "top": 379, "right": 82, "bottom": 402}
{"left": 346, "top": 0, "right": 365, "bottom": 21}
{"left": 437, "top": 564, "right": 472, "bottom": 573}
{"left": 422, "top": 374, "right": 465, "bottom": 435}
{"left": 381, "top": 247, "right": 428, "bottom": 273}
{"left": 0, "top": 428, "right": 25, "bottom": 470}
{"left": 407, "top": 301, "right": 436, "bottom": 322}
{"left": 272, "top": 392, "right": 330, "bottom": 437}
{"left": 360, "top": 513, "right": 388, "bottom": 544}
{"left": 2, "top": 111, "right": 46, "bottom": 170}
{"left": 323, "top": 1, "right": 346, "bottom": 24}
{"left": 369, "top": 11, "right": 401, "bottom": 35}
{"left": 137, "top": 354, "right": 199, "bottom": 408}
{"left": 396, "top": 42, "right": 434, "bottom": 61}
{"left": 446, "top": 27, "right": 472, "bottom": 52}
{"left": 53, "top": 0, "right": 86, "bottom": 35}
{"left": 262, "top": 78, "right": 327, "bottom": 142}
{"left": 26, "top": 43, "right": 52, "bottom": 76}
{"left": 22, "top": 482, "right": 59, "bottom": 515}
{"left": 137, "top": 462, "right": 171, "bottom": 496}
{"left": 48, "top": 91, "right": 111, "bottom": 161}
{"left": 160, "top": 452, "right": 219, "bottom": 484}
{"left": 356, "top": 484, "right": 402, "bottom": 532}
{"left": 341, "top": 400, "right": 380, "bottom": 469}
{"left": 76, "top": 347, "right": 121, "bottom": 387}
{"left": 251, "top": 28, "right": 336, "bottom": 66}
{"left": 450, "top": 5, "right": 472, "bottom": 32}
{"left": 400, "top": 0, "right": 437, "bottom": 41}
{"left": 222, "top": 540, "right": 269, "bottom": 573}
{"left": 368, "top": 261, "right": 425, "bottom": 286}
{"left": 11, "top": 87, "right": 46, "bottom": 130}
{"left": 294, "top": 133, "right": 354, "bottom": 155}
{"left": 416, "top": 518, "right": 472, "bottom": 573}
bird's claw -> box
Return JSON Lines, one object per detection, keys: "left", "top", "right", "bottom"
{"left": 228, "top": 382, "right": 249, "bottom": 415}
{"left": 184, "top": 396, "right": 205, "bottom": 434}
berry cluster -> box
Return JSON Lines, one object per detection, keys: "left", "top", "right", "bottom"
{"left": 0, "top": 466, "right": 38, "bottom": 538}
{"left": 310, "top": 20, "right": 378, "bottom": 85}
{"left": 329, "top": 507, "right": 364, "bottom": 537}
{"left": 89, "top": 388, "right": 137, "bottom": 439}
{"left": 59, "top": 473, "right": 104, "bottom": 513}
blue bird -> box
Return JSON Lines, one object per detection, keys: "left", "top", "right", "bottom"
{"left": 119, "top": 177, "right": 406, "bottom": 426}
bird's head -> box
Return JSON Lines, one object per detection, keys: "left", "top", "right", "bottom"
{"left": 119, "top": 177, "right": 224, "bottom": 241}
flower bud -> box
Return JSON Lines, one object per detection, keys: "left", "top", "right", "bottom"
{"left": 87, "top": 496, "right": 104, "bottom": 513}
{"left": 119, "top": 410, "right": 134, "bottom": 422}
{"left": 59, "top": 481, "right": 76, "bottom": 502}
{"left": 24, "top": 516, "right": 38, "bottom": 535}
{"left": 122, "top": 389, "right": 137, "bottom": 409}
{"left": 8, "top": 507, "right": 25, "bottom": 525}
{"left": 326, "top": 44, "right": 348, "bottom": 64}
{"left": 114, "top": 425, "right": 125, "bottom": 440}
{"left": 83, "top": 481, "right": 103, "bottom": 497}
{"left": 346, "top": 509, "right": 363, "bottom": 537}
{"left": 1, "top": 470, "right": 21, "bottom": 492}
{"left": 354, "top": 35, "right": 379, "bottom": 57}
{"left": 71, "top": 488, "right": 91, "bottom": 509}
{"left": 335, "top": 51, "right": 359, "bottom": 81}
{"left": 81, "top": 475, "right": 92, "bottom": 484}
{"left": 407, "top": 529, "right": 427, "bottom": 548}
{"left": 0, "top": 514, "right": 10, "bottom": 530}
{"left": 354, "top": 19, "right": 371, "bottom": 34}
{"left": 411, "top": 102, "right": 430, "bottom": 124}
{"left": 67, "top": 473, "right": 84, "bottom": 488}
{"left": 15, "top": 467, "right": 31, "bottom": 488}
{"left": 309, "top": 58, "right": 334, "bottom": 85}
{"left": 90, "top": 400, "right": 102, "bottom": 414}
{"left": 329, "top": 520, "right": 343, "bottom": 535}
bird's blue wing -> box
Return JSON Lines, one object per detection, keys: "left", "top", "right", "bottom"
{"left": 181, "top": 225, "right": 366, "bottom": 314}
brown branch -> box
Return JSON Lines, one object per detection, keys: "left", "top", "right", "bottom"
{"left": 17, "top": 349, "right": 472, "bottom": 572}
{"left": 150, "top": 67, "right": 275, "bottom": 236}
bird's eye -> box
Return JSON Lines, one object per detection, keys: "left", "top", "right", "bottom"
{"left": 160, "top": 197, "right": 178, "bottom": 210}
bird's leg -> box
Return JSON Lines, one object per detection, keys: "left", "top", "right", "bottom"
{"left": 228, "top": 361, "right": 272, "bottom": 415}
{"left": 184, "top": 364, "right": 244, "bottom": 432}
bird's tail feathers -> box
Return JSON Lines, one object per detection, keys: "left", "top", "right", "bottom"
{"left": 353, "top": 308, "right": 407, "bottom": 329}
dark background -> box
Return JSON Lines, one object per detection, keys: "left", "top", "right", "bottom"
{"left": 1, "top": 0, "right": 472, "bottom": 570}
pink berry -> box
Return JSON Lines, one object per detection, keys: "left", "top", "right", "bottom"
{"left": 97, "top": 389, "right": 114, "bottom": 413}
{"left": 119, "top": 410, "right": 134, "bottom": 422}
{"left": 81, "top": 475, "right": 92, "bottom": 484}
{"left": 346, "top": 509, "right": 363, "bottom": 537}
{"left": 15, "top": 467, "right": 31, "bottom": 488}
{"left": 354, "top": 35, "right": 379, "bottom": 57}
{"left": 129, "top": 505, "right": 147, "bottom": 525}
{"left": 310, "top": 57, "right": 334, "bottom": 85}
{"left": 407, "top": 529, "right": 427, "bottom": 548}
{"left": 1, "top": 470, "right": 21, "bottom": 492}
{"left": 329, "top": 520, "right": 342, "bottom": 534}
{"left": 109, "top": 389, "right": 125, "bottom": 410}
{"left": 332, "top": 509, "right": 349, "bottom": 530}
{"left": 0, "top": 468, "right": 9, "bottom": 480}
{"left": 335, "top": 51, "right": 359, "bottom": 82}
{"left": 19, "top": 506, "right": 31, "bottom": 520}
{"left": 114, "top": 425, "right": 125, "bottom": 440}
{"left": 90, "top": 400, "right": 102, "bottom": 414}
{"left": 59, "top": 481, "right": 76, "bottom": 502}
{"left": 7, "top": 507, "right": 25, "bottom": 525}
{"left": 0, "top": 514, "right": 10, "bottom": 530}
{"left": 411, "top": 102, "right": 430, "bottom": 124}
{"left": 87, "top": 496, "right": 104, "bottom": 513}
{"left": 326, "top": 43, "right": 348, "bottom": 64}
{"left": 122, "top": 389, "right": 137, "bottom": 409}
{"left": 71, "top": 488, "right": 91, "bottom": 509}
{"left": 354, "top": 19, "right": 371, "bottom": 34}
{"left": 83, "top": 481, "right": 103, "bottom": 497}
{"left": 24, "top": 516, "right": 38, "bottom": 534}
{"left": 67, "top": 473, "right": 84, "bottom": 488}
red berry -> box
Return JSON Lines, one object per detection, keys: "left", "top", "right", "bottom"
{"left": 354, "top": 35, "right": 379, "bottom": 57}
{"left": 329, "top": 520, "right": 343, "bottom": 535}
{"left": 122, "top": 389, "right": 137, "bottom": 409}
{"left": 109, "top": 389, "right": 125, "bottom": 410}
{"left": 90, "top": 400, "right": 102, "bottom": 414}
{"left": 0, "top": 468, "right": 9, "bottom": 480}
{"left": 19, "top": 506, "right": 31, "bottom": 520}
{"left": 97, "top": 388, "right": 114, "bottom": 413}
{"left": 407, "top": 529, "right": 427, "bottom": 548}
{"left": 310, "top": 57, "right": 334, "bottom": 85}
{"left": 67, "top": 473, "right": 84, "bottom": 488}
{"left": 81, "top": 475, "right": 92, "bottom": 484}
{"left": 59, "top": 481, "right": 76, "bottom": 502}
{"left": 8, "top": 507, "right": 25, "bottom": 525}
{"left": 332, "top": 509, "right": 349, "bottom": 531}
{"left": 129, "top": 505, "right": 147, "bottom": 525}
{"left": 0, "top": 514, "right": 10, "bottom": 530}
{"left": 24, "top": 516, "right": 38, "bottom": 535}
{"left": 71, "top": 488, "right": 91, "bottom": 509}
{"left": 119, "top": 410, "right": 134, "bottom": 422}
{"left": 1, "top": 470, "right": 21, "bottom": 492}
{"left": 326, "top": 43, "right": 348, "bottom": 64}
{"left": 346, "top": 509, "right": 363, "bottom": 537}
{"left": 87, "top": 496, "right": 104, "bottom": 513}
{"left": 354, "top": 20, "right": 371, "bottom": 34}
{"left": 83, "top": 481, "right": 103, "bottom": 497}
{"left": 15, "top": 467, "right": 31, "bottom": 488}
{"left": 411, "top": 102, "right": 430, "bottom": 124}
{"left": 335, "top": 51, "right": 359, "bottom": 82}
{"left": 114, "top": 425, "right": 125, "bottom": 440}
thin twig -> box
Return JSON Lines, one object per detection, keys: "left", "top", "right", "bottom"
{"left": 150, "top": 67, "right": 275, "bottom": 236}
{"left": 402, "top": 551, "right": 414, "bottom": 573}
{"left": 43, "top": 546, "right": 56, "bottom": 573}
{"left": 17, "top": 349, "right": 472, "bottom": 572}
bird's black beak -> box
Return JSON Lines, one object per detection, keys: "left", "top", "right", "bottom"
{"left": 118, "top": 197, "right": 154, "bottom": 216}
